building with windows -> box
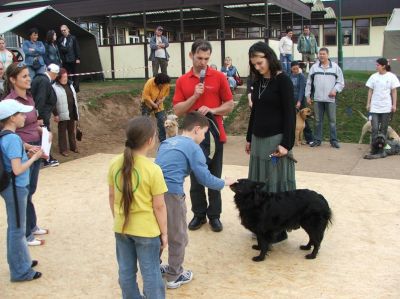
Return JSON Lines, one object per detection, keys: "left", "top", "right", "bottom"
{"left": 0, "top": 0, "right": 398, "bottom": 77}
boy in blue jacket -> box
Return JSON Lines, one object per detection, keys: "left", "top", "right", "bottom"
{"left": 155, "top": 111, "right": 236, "bottom": 289}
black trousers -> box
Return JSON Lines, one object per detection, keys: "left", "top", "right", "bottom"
{"left": 189, "top": 130, "right": 224, "bottom": 219}
{"left": 63, "top": 62, "right": 79, "bottom": 92}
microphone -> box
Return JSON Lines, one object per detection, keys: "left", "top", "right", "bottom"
{"left": 199, "top": 69, "right": 206, "bottom": 84}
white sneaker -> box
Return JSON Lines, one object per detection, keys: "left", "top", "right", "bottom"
{"left": 33, "top": 227, "right": 49, "bottom": 235}
{"left": 166, "top": 270, "right": 193, "bottom": 289}
{"left": 27, "top": 238, "right": 45, "bottom": 246}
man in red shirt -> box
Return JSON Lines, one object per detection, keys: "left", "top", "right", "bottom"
{"left": 173, "top": 40, "right": 234, "bottom": 232}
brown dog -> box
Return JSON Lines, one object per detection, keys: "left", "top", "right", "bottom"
{"left": 295, "top": 108, "right": 313, "bottom": 146}
{"left": 164, "top": 114, "right": 178, "bottom": 138}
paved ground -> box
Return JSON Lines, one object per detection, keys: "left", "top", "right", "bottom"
{"left": 224, "top": 136, "right": 400, "bottom": 180}
{"left": 1, "top": 154, "right": 399, "bottom": 299}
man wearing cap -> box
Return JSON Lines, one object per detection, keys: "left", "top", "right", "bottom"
{"left": 31, "top": 63, "right": 60, "bottom": 166}
{"left": 149, "top": 26, "right": 169, "bottom": 76}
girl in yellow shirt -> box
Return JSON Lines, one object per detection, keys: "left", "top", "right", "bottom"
{"left": 108, "top": 116, "right": 168, "bottom": 299}
{"left": 141, "top": 73, "right": 171, "bottom": 142}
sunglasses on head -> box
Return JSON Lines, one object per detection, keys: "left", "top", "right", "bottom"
{"left": 17, "top": 62, "right": 26, "bottom": 68}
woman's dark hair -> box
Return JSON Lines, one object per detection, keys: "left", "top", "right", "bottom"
{"left": 46, "top": 30, "right": 56, "bottom": 44}
{"left": 191, "top": 39, "right": 212, "bottom": 54}
{"left": 28, "top": 27, "right": 39, "bottom": 38}
{"left": 248, "top": 41, "right": 281, "bottom": 80}
{"left": 377, "top": 58, "right": 391, "bottom": 72}
{"left": 2, "top": 63, "right": 28, "bottom": 99}
{"left": 120, "top": 116, "right": 156, "bottom": 232}
{"left": 154, "top": 73, "right": 171, "bottom": 85}
{"left": 55, "top": 68, "right": 68, "bottom": 83}
{"left": 286, "top": 28, "right": 293, "bottom": 34}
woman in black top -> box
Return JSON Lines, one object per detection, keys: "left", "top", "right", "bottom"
{"left": 246, "top": 41, "right": 296, "bottom": 193}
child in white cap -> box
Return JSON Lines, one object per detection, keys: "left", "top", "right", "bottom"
{"left": 0, "top": 99, "right": 43, "bottom": 281}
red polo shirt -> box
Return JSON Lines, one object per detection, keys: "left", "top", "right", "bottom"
{"left": 173, "top": 67, "right": 233, "bottom": 142}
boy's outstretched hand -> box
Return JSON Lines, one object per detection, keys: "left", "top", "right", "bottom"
{"left": 224, "top": 177, "right": 238, "bottom": 186}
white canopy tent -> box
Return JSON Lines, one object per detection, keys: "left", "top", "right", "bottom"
{"left": 383, "top": 8, "right": 400, "bottom": 76}
{"left": 0, "top": 6, "right": 103, "bottom": 78}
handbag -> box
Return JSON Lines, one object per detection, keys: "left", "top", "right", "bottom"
{"left": 31, "top": 57, "right": 42, "bottom": 70}
{"left": 234, "top": 71, "right": 243, "bottom": 86}
{"left": 76, "top": 122, "right": 83, "bottom": 141}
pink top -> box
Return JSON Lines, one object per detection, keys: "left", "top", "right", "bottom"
{"left": 5, "top": 89, "right": 41, "bottom": 143}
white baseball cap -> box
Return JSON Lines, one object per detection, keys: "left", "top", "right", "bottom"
{"left": 0, "top": 99, "right": 33, "bottom": 120}
{"left": 47, "top": 63, "right": 60, "bottom": 74}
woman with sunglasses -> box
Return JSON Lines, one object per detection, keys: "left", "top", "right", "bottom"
{"left": 3, "top": 62, "right": 49, "bottom": 246}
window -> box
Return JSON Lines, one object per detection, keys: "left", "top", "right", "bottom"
{"left": 116, "top": 28, "right": 126, "bottom": 44}
{"left": 341, "top": 19, "right": 353, "bottom": 46}
{"left": 355, "top": 18, "right": 370, "bottom": 45}
{"left": 206, "top": 29, "right": 217, "bottom": 40}
{"left": 192, "top": 30, "right": 204, "bottom": 41}
{"left": 292, "top": 25, "right": 302, "bottom": 43}
{"left": 234, "top": 28, "right": 246, "bottom": 39}
{"left": 372, "top": 17, "right": 387, "bottom": 26}
{"left": 248, "top": 27, "right": 261, "bottom": 38}
{"left": 323, "top": 23, "right": 336, "bottom": 46}
{"left": 223, "top": 28, "right": 232, "bottom": 40}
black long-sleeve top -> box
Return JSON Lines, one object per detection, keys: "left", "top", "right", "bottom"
{"left": 246, "top": 72, "right": 296, "bottom": 151}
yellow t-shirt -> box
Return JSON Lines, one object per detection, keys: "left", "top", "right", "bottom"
{"left": 108, "top": 154, "right": 168, "bottom": 237}
{"left": 141, "top": 77, "right": 170, "bottom": 113}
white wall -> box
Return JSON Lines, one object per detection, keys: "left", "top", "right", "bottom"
{"left": 98, "top": 39, "right": 285, "bottom": 79}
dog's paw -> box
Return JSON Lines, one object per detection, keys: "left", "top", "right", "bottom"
{"left": 300, "top": 244, "right": 311, "bottom": 250}
{"left": 252, "top": 255, "right": 266, "bottom": 262}
{"left": 305, "top": 253, "right": 317, "bottom": 259}
{"left": 252, "top": 245, "right": 260, "bottom": 250}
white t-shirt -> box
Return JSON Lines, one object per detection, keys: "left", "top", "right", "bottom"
{"left": 154, "top": 36, "right": 166, "bottom": 59}
{"left": 366, "top": 72, "right": 400, "bottom": 113}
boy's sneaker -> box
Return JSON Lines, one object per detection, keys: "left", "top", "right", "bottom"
{"left": 160, "top": 264, "right": 169, "bottom": 275}
{"left": 166, "top": 270, "right": 193, "bottom": 289}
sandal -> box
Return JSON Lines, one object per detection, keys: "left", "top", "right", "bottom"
{"left": 60, "top": 152, "right": 69, "bottom": 157}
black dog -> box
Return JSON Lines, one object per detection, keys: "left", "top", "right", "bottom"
{"left": 364, "top": 135, "right": 400, "bottom": 159}
{"left": 230, "top": 179, "right": 332, "bottom": 262}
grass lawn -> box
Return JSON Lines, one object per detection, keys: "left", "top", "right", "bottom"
{"left": 80, "top": 71, "right": 400, "bottom": 144}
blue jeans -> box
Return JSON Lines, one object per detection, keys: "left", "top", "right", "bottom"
{"left": 115, "top": 233, "right": 165, "bottom": 299}
{"left": 141, "top": 104, "right": 166, "bottom": 142}
{"left": 227, "top": 76, "right": 237, "bottom": 89}
{"left": 1, "top": 184, "right": 36, "bottom": 281}
{"left": 280, "top": 54, "right": 292, "bottom": 74}
{"left": 370, "top": 113, "right": 391, "bottom": 142}
{"left": 26, "top": 141, "right": 41, "bottom": 241}
{"left": 27, "top": 65, "right": 45, "bottom": 80}
{"left": 314, "top": 101, "right": 337, "bottom": 142}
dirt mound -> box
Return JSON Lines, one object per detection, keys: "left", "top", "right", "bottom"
{"left": 52, "top": 94, "right": 142, "bottom": 163}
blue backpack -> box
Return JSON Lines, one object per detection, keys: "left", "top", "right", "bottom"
{"left": 0, "top": 130, "right": 23, "bottom": 227}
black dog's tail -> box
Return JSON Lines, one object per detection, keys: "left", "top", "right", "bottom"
{"left": 324, "top": 207, "right": 333, "bottom": 228}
